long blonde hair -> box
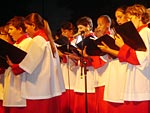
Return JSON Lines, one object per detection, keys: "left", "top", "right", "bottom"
{"left": 125, "top": 4, "right": 149, "bottom": 24}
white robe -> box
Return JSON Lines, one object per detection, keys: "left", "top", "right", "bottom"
{"left": 74, "top": 65, "right": 95, "bottom": 93}
{"left": 19, "top": 36, "right": 65, "bottom": 99}
{"left": 60, "top": 38, "right": 80, "bottom": 90}
{"left": 104, "top": 26, "right": 150, "bottom": 103}
{"left": 94, "top": 55, "right": 110, "bottom": 87}
{"left": 104, "top": 59, "right": 128, "bottom": 103}
{"left": 73, "top": 34, "right": 97, "bottom": 93}
{"left": 3, "top": 37, "right": 32, "bottom": 107}
{"left": 61, "top": 57, "right": 79, "bottom": 90}
{"left": 124, "top": 27, "right": 150, "bottom": 101}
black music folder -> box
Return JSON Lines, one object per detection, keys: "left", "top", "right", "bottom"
{"left": 75, "top": 34, "right": 119, "bottom": 58}
{"left": 114, "top": 21, "right": 147, "bottom": 51}
{"left": 75, "top": 21, "right": 146, "bottom": 58}
{"left": 57, "top": 44, "right": 80, "bottom": 55}
{"left": 95, "top": 34, "right": 119, "bottom": 58}
{"left": 55, "top": 36, "right": 80, "bottom": 56}
{"left": 75, "top": 35, "right": 95, "bottom": 49}
{"left": 95, "top": 34, "right": 120, "bottom": 50}
{"left": 54, "top": 36, "right": 69, "bottom": 45}
{"left": 75, "top": 35, "right": 105, "bottom": 56}
{"left": 0, "top": 39, "right": 27, "bottom": 68}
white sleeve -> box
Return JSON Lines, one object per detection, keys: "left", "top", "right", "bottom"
{"left": 19, "top": 36, "right": 47, "bottom": 74}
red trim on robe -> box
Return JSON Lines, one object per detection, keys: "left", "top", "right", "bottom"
{"left": 80, "top": 57, "right": 93, "bottom": 67}
{"left": 69, "top": 37, "right": 74, "bottom": 42}
{"left": 62, "top": 55, "right": 67, "bottom": 63}
{"left": 15, "top": 33, "right": 29, "bottom": 44}
{"left": 11, "top": 64, "right": 25, "bottom": 75}
{"left": 106, "top": 31, "right": 111, "bottom": 35}
{"left": 137, "top": 24, "right": 148, "bottom": 32}
{"left": 118, "top": 44, "right": 140, "bottom": 65}
{"left": 90, "top": 56, "right": 106, "bottom": 69}
{"left": 33, "top": 29, "right": 49, "bottom": 41}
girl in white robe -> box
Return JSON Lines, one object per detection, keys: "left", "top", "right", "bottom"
{"left": 19, "top": 13, "right": 65, "bottom": 113}
{"left": 98, "top": 4, "right": 150, "bottom": 113}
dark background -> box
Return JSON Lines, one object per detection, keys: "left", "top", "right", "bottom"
{"left": 0, "top": 0, "right": 150, "bottom": 34}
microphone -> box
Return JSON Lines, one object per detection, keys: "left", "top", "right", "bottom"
{"left": 80, "top": 31, "right": 85, "bottom": 35}
{"left": 73, "top": 31, "right": 85, "bottom": 38}
{"left": 73, "top": 32, "right": 81, "bottom": 38}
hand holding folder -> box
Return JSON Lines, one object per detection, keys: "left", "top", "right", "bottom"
{"left": 57, "top": 44, "right": 80, "bottom": 55}
{"left": 75, "top": 35, "right": 102, "bottom": 56}
{"left": 75, "top": 34, "right": 119, "bottom": 57}
{"left": 54, "top": 36, "right": 69, "bottom": 45}
{"left": 113, "top": 21, "right": 146, "bottom": 51}
{"left": 55, "top": 36, "right": 80, "bottom": 56}
{"left": 0, "top": 39, "right": 27, "bottom": 68}
{"left": 75, "top": 21, "right": 146, "bottom": 58}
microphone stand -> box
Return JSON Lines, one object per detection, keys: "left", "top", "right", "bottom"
{"left": 80, "top": 32, "right": 89, "bottom": 113}
{"left": 66, "top": 42, "right": 71, "bottom": 113}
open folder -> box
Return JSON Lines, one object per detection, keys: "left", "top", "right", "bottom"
{"left": 76, "top": 21, "right": 146, "bottom": 57}
{"left": 55, "top": 36, "right": 80, "bottom": 56}
{"left": 54, "top": 36, "right": 69, "bottom": 45}
{"left": 57, "top": 44, "right": 80, "bottom": 55}
{"left": 114, "top": 21, "right": 147, "bottom": 51}
{"left": 0, "top": 39, "right": 27, "bottom": 68}
{"left": 75, "top": 34, "right": 119, "bottom": 57}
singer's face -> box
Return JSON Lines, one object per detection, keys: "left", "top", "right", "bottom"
{"left": 61, "top": 29, "right": 74, "bottom": 39}
{"left": 77, "top": 25, "right": 89, "bottom": 34}
{"left": 24, "top": 23, "right": 35, "bottom": 37}
{"left": 8, "top": 25, "right": 20, "bottom": 41}
{"left": 97, "top": 18, "right": 110, "bottom": 35}
{"left": 115, "top": 10, "right": 127, "bottom": 25}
